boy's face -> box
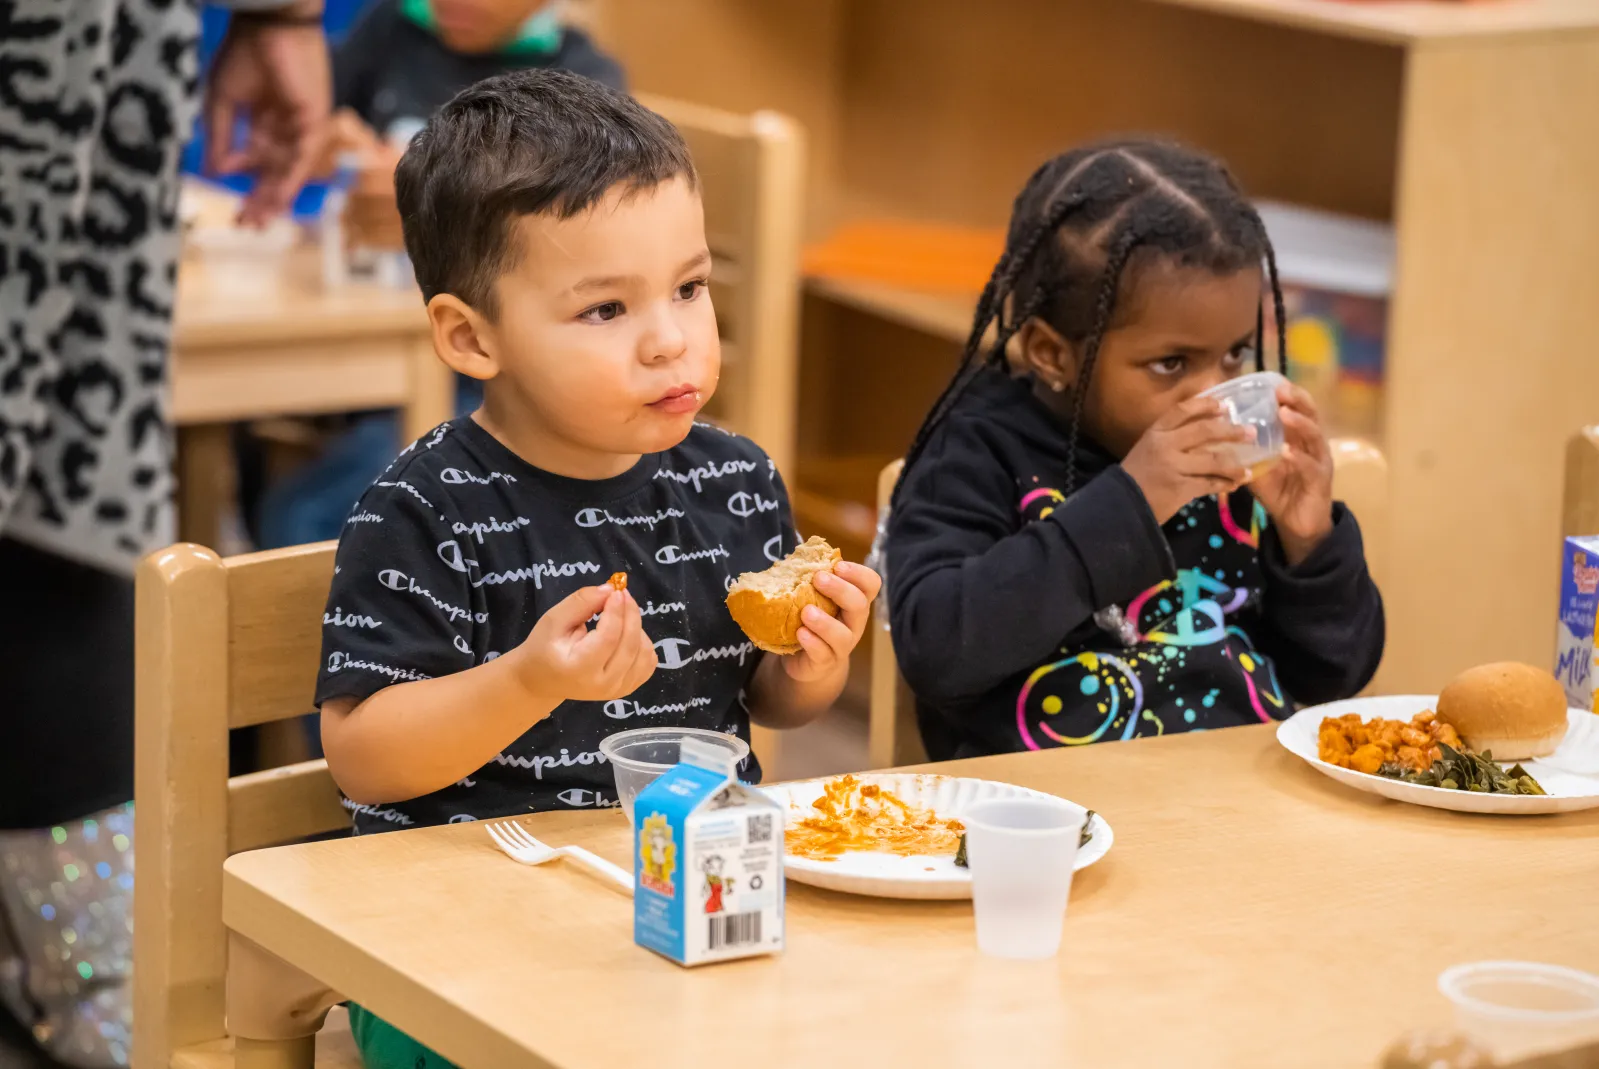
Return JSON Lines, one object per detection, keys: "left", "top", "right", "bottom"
{"left": 1025, "top": 261, "right": 1263, "bottom": 458}
{"left": 479, "top": 176, "right": 719, "bottom": 467}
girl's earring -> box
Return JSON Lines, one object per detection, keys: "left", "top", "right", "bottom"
{"left": 1051, "top": 379, "right": 1067, "bottom": 393}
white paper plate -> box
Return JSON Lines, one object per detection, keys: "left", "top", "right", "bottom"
{"left": 761, "top": 774, "right": 1113, "bottom": 900}
{"left": 1277, "top": 695, "right": 1599, "bottom": 815}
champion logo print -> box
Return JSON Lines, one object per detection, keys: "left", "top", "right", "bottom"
{"left": 440, "top": 467, "right": 517, "bottom": 486}
{"left": 375, "top": 480, "right": 436, "bottom": 510}
{"left": 653, "top": 459, "right": 758, "bottom": 493}
{"left": 655, "top": 543, "right": 730, "bottom": 566}
{"left": 574, "top": 506, "right": 685, "bottom": 530}
{"left": 727, "top": 491, "right": 780, "bottom": 518}
{"left": 324, "top": 607, "right": 381, "bottom": 630}
{"left": 326, "top": 652, "right": 432, "bottom": 682}
{"left": 452, "top": 515, "right": 531, "bottom": 543}
{"left": 345, "top": 511, "right": 383, "bottom": 525}
{"left": 603, "top": 695, "right": 713, "bottom": 719}
{"left": 493, "top": 748, "right": 608, "bottom": 779}
{"left": 557, "top": 788, "right": 622, "bottom": 808}
{"left": 653, "top": 638, "right": 756, "bottom": 670}
{"left": 376, "top": 569, "right": 487, "bottom": 624}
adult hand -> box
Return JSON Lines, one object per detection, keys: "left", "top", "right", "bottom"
{"left": 206, "top": 0, "right": 332, "bottom": 226}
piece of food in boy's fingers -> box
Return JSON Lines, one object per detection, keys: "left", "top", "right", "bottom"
{"left": 725, "top": 536, "right": 842, "bottom": 655}
{"left": 607, "top": 571, "right": 628, "bottom": 592}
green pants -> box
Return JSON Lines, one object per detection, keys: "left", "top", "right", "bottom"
{"left": 348, "top": 1004, "right": 460, "bottom": 1069}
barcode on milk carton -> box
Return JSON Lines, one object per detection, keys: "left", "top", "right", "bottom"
{"left": 709, "top": 911, "right": 763, "bottom": 950}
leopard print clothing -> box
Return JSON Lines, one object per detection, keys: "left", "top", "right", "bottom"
{"left": 0, "top": 0, "right": 200, "bottom": 577}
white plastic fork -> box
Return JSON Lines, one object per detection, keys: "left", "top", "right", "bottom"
{"left": 486, "top": 821, "right": 635, "bottom": 895}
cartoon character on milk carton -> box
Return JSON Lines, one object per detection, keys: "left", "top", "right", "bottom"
{"left": 632, "top": 737, "right": 784, "bottom": 966}
{"left": 1555, "top": 535, "right": 1599, "bottom": 712}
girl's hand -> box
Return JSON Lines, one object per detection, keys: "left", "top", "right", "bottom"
{"left": 783, "top": 562, "right": 882, "bottom": 684}
{"left": 1121, "top": 396, "right": 1252, "bottom": 524}
{"left": 1250, "top": 383, "right": 1335, "bottom": 566}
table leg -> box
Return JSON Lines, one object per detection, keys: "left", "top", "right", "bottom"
{"left": 226, "top": 932, "right": 342, "bottom": 1069}
{"left": 176, "top": 424, "right": 234, "bottom": 550}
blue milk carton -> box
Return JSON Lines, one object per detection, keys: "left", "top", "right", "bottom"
{"left": 633, "top": 738, "right": 784, "bottom": 966}
{"left": 1555, "top": 535, "right": 1599, "bottom": 712}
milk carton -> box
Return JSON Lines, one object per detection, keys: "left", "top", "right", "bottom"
{"left": 633, "top": 738, "right": 784, "bottom": 966}
{"left": 1555, "top": 535, "right": 1599, "bottom": 712}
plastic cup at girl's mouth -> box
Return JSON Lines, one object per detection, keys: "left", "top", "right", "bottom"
{"left": 1199, "top": 371, "right": 1287, "bottom": 472}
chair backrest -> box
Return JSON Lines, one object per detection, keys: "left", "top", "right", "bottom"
{"left": 867, "top": 438, "right": 1391, "bottom": 769}
{"left": 1563, "top": 425, "right": 1599, "bottom": 536}
{"left": 640, "top": 94, "right": 805, "bottom": 480}
{"left": 134, "top": 541, "right": 347, "bottom": 1069}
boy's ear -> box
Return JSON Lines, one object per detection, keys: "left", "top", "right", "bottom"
{"left": 427, "top": 293, "right": 500, "bottom": 381}
{"left": 1016, "top": 317, "right": 1077, "bottom": 392}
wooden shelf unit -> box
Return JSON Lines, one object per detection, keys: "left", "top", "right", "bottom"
{"left": 589, "top": 0, "right": 1599, "bottom": 694}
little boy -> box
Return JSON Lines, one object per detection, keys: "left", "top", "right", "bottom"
{"left": 316, "top": 68, "right": 880, "bottom": 833}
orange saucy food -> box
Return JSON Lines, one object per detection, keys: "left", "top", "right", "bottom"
{"left": 1317, "top": 709, "right": 1464, "bottom": 776}
{"left": 784, "top": 775, "right": 965, "bottom": 861}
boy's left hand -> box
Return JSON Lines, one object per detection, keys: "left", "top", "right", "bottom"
{"left": 785, "top": 562, "right": 882, "bottom": 683}
{"left": 1250, "top": 382, "right": 1335, "bottom": 567}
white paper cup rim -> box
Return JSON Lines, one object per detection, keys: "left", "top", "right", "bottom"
{"left": 1438, "top": 961, "right": 1599, "bottom": 1023}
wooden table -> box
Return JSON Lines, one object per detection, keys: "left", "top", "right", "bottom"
{"left": 221, "top": 726, "right": 1599, "bottom": 1069}
{"left": 171, "top": 250, "right": 452, "bottom": 548}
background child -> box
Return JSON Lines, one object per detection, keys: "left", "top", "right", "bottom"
{"left": 315, "top": 68, "right": 877, "bottom": 1068}
{"left": 885, "top": 140, "right": 1383, "bottom": 761}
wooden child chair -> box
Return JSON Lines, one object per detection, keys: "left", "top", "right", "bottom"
{"left": 134, "top": 541, "right": 357, "bottom": 1069}
{"left": 1562, "top": 425, "right": 1599, "bottom": 536}
{"left": 640, "top": 95, "right": 805, "bottom": 481}
{"left": 867, "top": 439, "right": 1392, "bottom": 769}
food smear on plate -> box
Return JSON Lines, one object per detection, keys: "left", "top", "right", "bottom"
{"left": 1318, "top": 709, "right": 1463, "bottom": 775}
{"left": 785, "top": 775, "right": 964, "bottom": 861}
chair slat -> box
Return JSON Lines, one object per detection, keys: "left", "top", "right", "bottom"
{"left": 226, "top": 542, "right": 337, "bottom": 729}
{"left": 1563, "top": 426, "right": 1599, "bottom": 536}
{"left": 228, "top": 761, "right": 348, "bottom": 854}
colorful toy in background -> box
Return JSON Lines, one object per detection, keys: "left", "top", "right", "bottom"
{"left": 1263, "top": 285, "right": 1387, "bottom": 440}
{"left": 1255, "top": 202, "right": 1392, "bottom": 441}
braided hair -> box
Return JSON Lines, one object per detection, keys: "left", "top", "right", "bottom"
{"left": 892, "top": 140, "right": 1288, "bottom": 508}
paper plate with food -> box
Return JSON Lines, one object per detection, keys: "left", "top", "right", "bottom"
{"left": 761, "top": 773, "right": 1113, "bottom": 899}
{"left": 1277, "top": 663, "right": 1599, "bottom": 814}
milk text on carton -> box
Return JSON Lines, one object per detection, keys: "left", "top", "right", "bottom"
{"left": 1554, "top": 535, "right": 1599, "bottom": 712}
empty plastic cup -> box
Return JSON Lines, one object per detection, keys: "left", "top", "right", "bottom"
{"left": 1439, "top": 961, "right": 1599, "bottom": 1061}
{"left": 599, "top": 727, "right": 750, "bottom": 821}
{"left": 1199, "top": 370, "right": 1288, "bottom": 474}
{"left": 962, "top": 797, "right": 1085, "bottom": 960}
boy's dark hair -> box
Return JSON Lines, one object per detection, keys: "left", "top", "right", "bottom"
{"left": 895, "top": 139, "right": 1286, "bottom": 505}
{"left": 394, "top": 68, "right": 697, "bottom": 317}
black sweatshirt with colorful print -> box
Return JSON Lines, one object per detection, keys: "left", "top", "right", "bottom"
{"left": 885, "top": 367, "right": 1384, "bottom": 761}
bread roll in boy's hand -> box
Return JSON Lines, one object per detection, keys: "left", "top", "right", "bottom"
{"left": 1121, "top": 395, "right": 1253, "bottom": 524}
{"left": 726, "top": 537, "right": 881, "bottom": 684}
{"left": 510, "top": 585, "right": 657, "bottom": 702}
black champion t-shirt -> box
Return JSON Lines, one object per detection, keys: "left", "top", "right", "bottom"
{"left": 315, "top": 418, "right": 797, "bottom": 833}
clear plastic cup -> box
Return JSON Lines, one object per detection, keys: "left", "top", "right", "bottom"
{"left": 599, "top": 727, "right": 750, "bottom": 821}
{"left": 1438, "top": 961, "right": 1599, "bottom": 1061}
{"left": 962, "top": 797, "right": 1085, "bottom": 960}
{"left": 1199, "top": 370, "right": 1288, "bottom": 475}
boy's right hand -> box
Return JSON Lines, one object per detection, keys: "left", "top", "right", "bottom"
{"left": 511, "top": 585, "right": 657, "bottom": 703}
{"left": 1121, "top": 396, "right": 1252, "bottom": 524}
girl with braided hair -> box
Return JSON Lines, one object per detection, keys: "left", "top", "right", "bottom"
{"left": 883, "top": 140, "right": 1384, "bottom": 761}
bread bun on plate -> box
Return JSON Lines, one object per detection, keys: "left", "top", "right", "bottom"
{"left": 725, "top": 537, "right": 841, "bottom": 655}
{"left": 1436, "top": 662, "right": 1569, "bottom": 760}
